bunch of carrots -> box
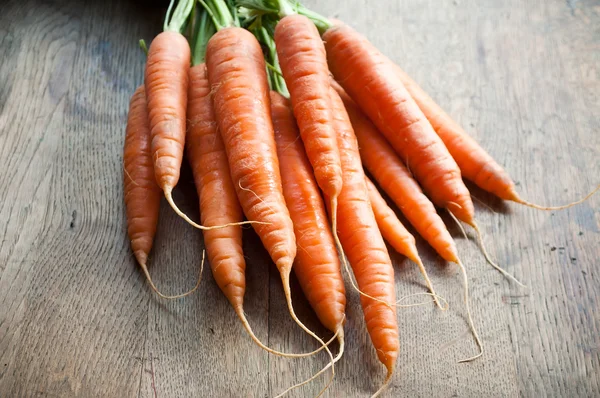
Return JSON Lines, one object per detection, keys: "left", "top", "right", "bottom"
{"left": 123, "top": 0, "right": 598, "bottom": 395}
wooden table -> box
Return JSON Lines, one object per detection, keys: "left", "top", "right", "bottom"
{"left": 1, "top": 0, "right": 598, "bottom": 396}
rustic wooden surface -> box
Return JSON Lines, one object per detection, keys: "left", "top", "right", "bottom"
{"left": 1, "top": 0, "right": 599, "bottom": 396}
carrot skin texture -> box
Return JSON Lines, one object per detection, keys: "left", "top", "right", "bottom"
{"left": 365, "top": 177, "right": 419, "bottom": 262}
{"left": 206, "top": 27, "right": 296, "bottom": 273}
{"left": 275, "top": 15, "right": 342, "bottom": 199}
{"left": 324, "top": 23, "right": 475, "bottom": 224}
{"left": 144, "top": 31, "right": 190, "bottom": 190}
{"left": 329, "top": 88, "right": 399, "bottom": 373}
{"left": 334, "top": 83, "right": 458, "bottom": 263}
{"left": 270, "top": 91, "right": 346, "bottom": 333}
{"left": 393, "top": 66, "right": 518, "bottom": 201}
{"left": 187, "top": 64, "right": 245, "bottom": 308}
{"left": 124, "top": 86, "right": 162, "bottom": 265}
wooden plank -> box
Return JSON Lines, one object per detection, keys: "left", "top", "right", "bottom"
{"left": 0, "top": 0, "right": 598, "bottom": 397}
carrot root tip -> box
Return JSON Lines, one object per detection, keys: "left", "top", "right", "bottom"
{"left": 515, "top": 184, "right": 599, "bottom": 211}
{"left": 139, "top": 250, "right": 205, "bottom": 300}
{"left": 455, "top": 258, "right": 484, "bottom": 363}
{"left": 278, "top": 271, "right": 336, "bottom": 397}
{"left": 274, "top": 328, "right": 345, "bottom": 398}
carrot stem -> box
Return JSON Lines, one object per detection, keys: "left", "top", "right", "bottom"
{"left": 138, "top": 39, "right": 148, "bottom": 56}
{"left": 165, "top": 0, "right": 195, "bottom": 33}
{"left": 253, "top": 22, "right": 289, "bottom": 96}
{"left": 191, "top": 10, "right": 215, "bottom": 65}
{"left": 199, "top": 0, "right": 235, "bottom": 30}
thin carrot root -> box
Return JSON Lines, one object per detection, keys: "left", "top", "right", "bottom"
{"left": 165, "top": 189, "right": 269, "bottom": 230}
{"left": 395, "top": 292, "right": 449, "bottom": 310}
{"left": 274, "top": 329, "right": 345, "bottom": 398}
{"left": 371, "top": 367, "right": 394, "bottom": 398}
{"left": 515, "top": 184, "right": 600, "bottom": 210}
{"left": 235, "top": 307, "right": 339, "bottom": 358}
{"left": 280, "top": 270, "right": 336, "bottom": 397}
{"left": 455, "top": 258, "right": 484, "bottom": 363}
{"left": 412, "top": 256, "right": 446, "bottom": 310}
{"left": 140, "top": 250, "right": 205, "bottom": 299}
{"left": 471, "top": 222, "right": 526, "bottom": 288}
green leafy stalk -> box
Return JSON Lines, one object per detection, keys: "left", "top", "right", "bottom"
{"left": 295, "top": 4, "right": 332, "bottom": 33}
{"left": 235, "top": 0, "right": 332, "bottom": 33}
{"left": 139, "top": 39, "right": 149, "bottom": 56}
{"left": 191, "top": 10, "right": 216, "bottom": 65}
{"left": 164, "top": 0, "right": 196, "bottom": 33}
{"left": 255, "top": 23, "right": 288, "bottom": 97}
{"left": 199, "top": 0, "right": 236, "bottom": 30}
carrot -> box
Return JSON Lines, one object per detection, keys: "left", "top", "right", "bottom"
{"left": 393, "top": 64, "right": 600, "bottom": 209}
{"left": 323, "top": 21, "right": 476, "bottom": 226}
{"left": 274, "top": 14, "right": 346, "bottom": 288}
{"left": 275, "top": 14, "right": 342, "bottom": 201}
{"left": 270, "top": 90, "right": 346, "bottom": 339}
{"left": 144, "top": 0, "right": 192, "bottom": 217}
{"left": 124, "top": 85, "right": 202, "bottom": 299}
{"left": 205, "top": 16, "right": 333, "bottom": 376}
{"left": 391, "top": 62, "right": 595, "bottom": 275}
{"left": 328, "top": 86, "right": 398, "bottom": 394}
{"left": 332, "top": 81, "right": 459, "bottom": 263}
{"left": 268, "top": 90, "right": 347, "bottom": 394}
{"left": 334, "top": 76, "right": 521, "bottom": 286}
{"left": 144, "top": 1, "right": 251, "bottom": 231}
{"left": 186, "top": 61, "right": 327, "bottom": 357}
{"left": 365, "top": 176, "right": 444, "bottom": 310}
{"left": 328, "top": 67, "right": 482, "bottom": 363}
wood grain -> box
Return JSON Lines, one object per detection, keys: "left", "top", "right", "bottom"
{"left": 0, "top": 0, "right": 598, "bottom": 396}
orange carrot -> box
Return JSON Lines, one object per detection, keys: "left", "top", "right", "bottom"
{"left": 393, "top": 64, "right": 599, "bottom": 209}
{"left": 365, "top": 176, "right": 442, "bottom": 309}
{"left": 274, "top": 15, "right": 346, "bottom": 283}
{"left": 333, "top": 81, "right": 459, "bottom": 263}
{"left": 330, "top": 79, "right": 482, "bottom": 364}
{"left": 187, "top": 63, "right": 326, "bottom": 357}
{"left": 206, "top": 26, "right": 333, "bottom": 367}
{"left": 324, "top": 22, "right": 475, "bottom": 225}
{"left": 144, "top": 30, "right": 190, "bottom": 208}
{"left": 329, "top": 87, "right": 398, "bottom": 393}
{"left": 270, "top": 90, "right": 346, "bottom": 338}
{"left": 275, "top": 14, "right": 342, "bottom": 201}
{"left": 124, "top": 85, "right": 201, "bottom": 299}
{"left": 187, "top": 63, "right": 246, "bottom": 312}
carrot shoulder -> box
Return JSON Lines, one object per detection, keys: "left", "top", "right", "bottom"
{"left": 324, "top": 22, "right": 475, "bottom": 225}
